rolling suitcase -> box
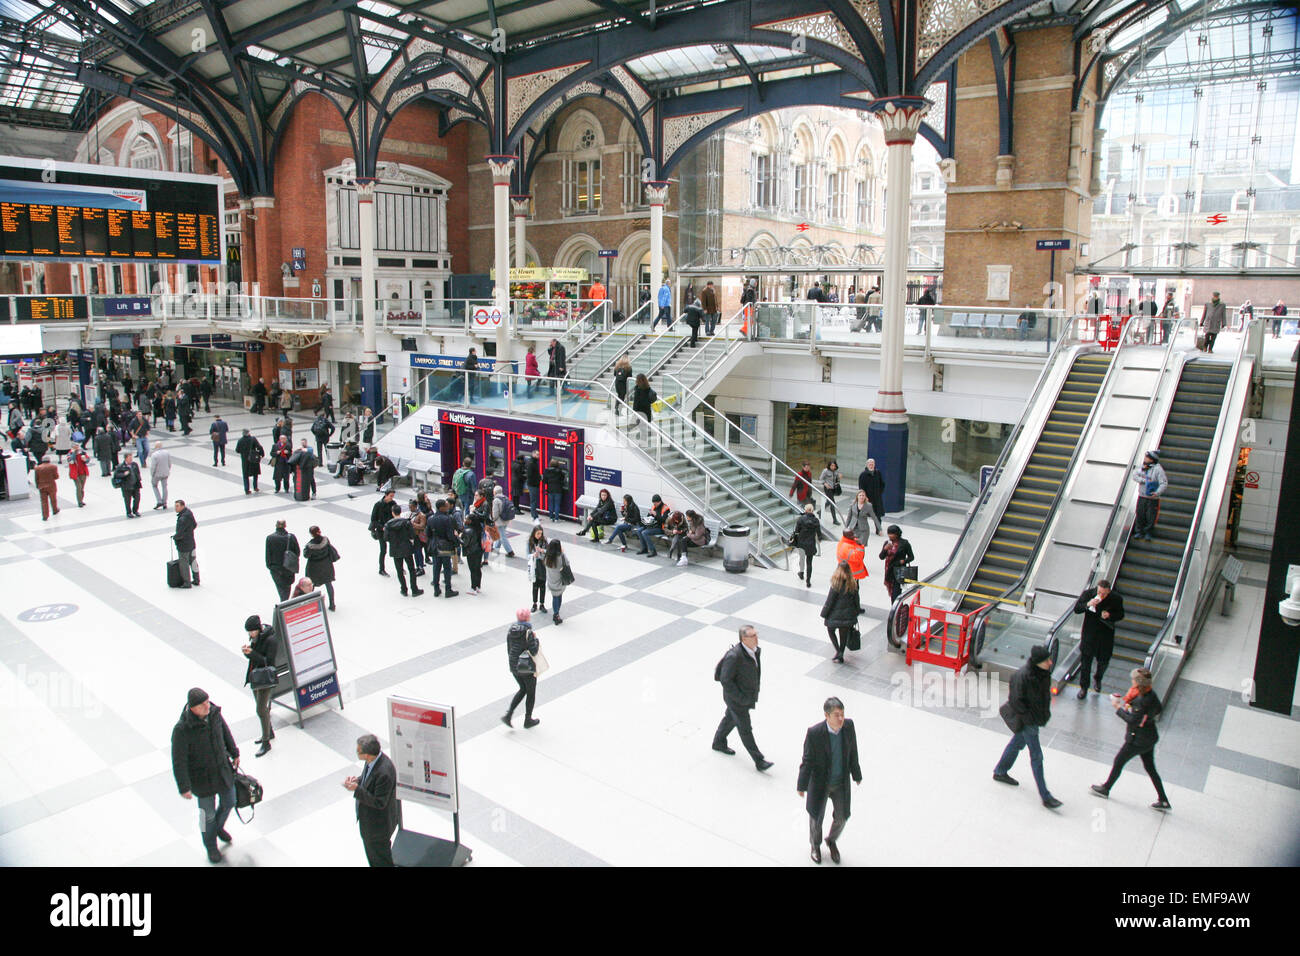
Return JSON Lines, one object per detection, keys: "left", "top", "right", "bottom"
{"left": 167, "top": 542, "right": 184, "bottom": 588}
{"left": 293, "top": 465, "right": 310, "bottom": 502}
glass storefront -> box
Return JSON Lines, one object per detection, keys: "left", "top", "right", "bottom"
{"left": 907, "top": 413, "right": 1012, "bottom": 500}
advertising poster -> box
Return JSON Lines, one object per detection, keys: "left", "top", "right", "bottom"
{"left": 387, "top": 696, "right": 459, "bottom": 814}
{"left": 276, "top": 591, "right": 336, "bottom": 686}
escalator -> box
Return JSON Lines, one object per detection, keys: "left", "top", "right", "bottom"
{"left": 1099, "top": 359, "right": 1232, "bottom": 689}
{"left": 959, "top": 352, "right": 1112, "bottom": 611}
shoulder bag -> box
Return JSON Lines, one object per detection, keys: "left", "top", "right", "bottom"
{"left": 233, "top": 766, "right": 264, "bottom": 823}
{"left": 531, "top": 647, "right": 550, "bottom": 675}
{"left": 560, "top": 559, "right": 575, "bottom": 586}
{"left": 249, "top": 666, "right": 278, "bottom": 690}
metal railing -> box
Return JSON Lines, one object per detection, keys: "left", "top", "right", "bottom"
{"left": 662, "top": 372, "right": 837, "bottom": 529}
{"left": 659, "top": 306, "right": 747, "bottom": 395}
{"left": 565, "top": 300, "right": 652, "bottom": 381}
{"left": 1142, "top": 322, "right": 1255, "bottom": 695}
{"left": 392, "top": 366, "right": 797, "bottom": 563}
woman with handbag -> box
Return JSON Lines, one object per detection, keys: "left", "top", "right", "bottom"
{"left": 242, "top": 614, "right": 278, "bottom": 757}
{"left": 820, "top": 560, "right": 862, "bottom": 663}
{"left": 879, "top": 524, "right": 916, "bottom": 602}
{"left": 463, "top": 500, "right": 488, "bottom": 594}
{"left": 843, "top": 489, "right": 874, "bottom": 545}
{"left": 303, "top": 525, "right": 340, "bottom": 611}
{"left": 502, "top": 608, "right": 542, "bottom": 728}
{"left": 578, "top": 487, "right": 617, "bottom": 542}
{"left": 818, "top": 459, "right": 841, "bottom": 526}
{"left": 526, "top": 524, "right": 548, "bottom": 611}
{"left": 408, "top": 499, "right": 428, "bottom": 576}
{"left": 791, "top": 503, "right": 821, "bottom": 587}
{"left": 544, "top": 538, "right": 573, "bottom": 624}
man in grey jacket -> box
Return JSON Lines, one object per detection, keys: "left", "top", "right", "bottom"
{"left": 149, "top": 440, "right": 172, "bottom": 509}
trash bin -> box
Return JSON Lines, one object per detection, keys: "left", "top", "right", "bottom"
{"left": 721, "top": 524, "right": 750, "bottom": 573}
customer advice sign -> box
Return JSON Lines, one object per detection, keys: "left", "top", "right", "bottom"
{"left": 274, "top": 590, "right": 343, "bottom": 726}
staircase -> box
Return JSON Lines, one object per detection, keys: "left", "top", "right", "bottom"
{"left": 634, "top": 411, "right": 805, "bottom": 565}
{"left": 1102, "top": 359, "right": 1231, "bottom": 689}
{"left": 651, "top": 333, "right": 734, "bottom": 397}
{"left": 567, "top": 330, "right": 646, "bottom": 382}
{"left": 959, "top": 351, "right": 1113, "bottom": 611}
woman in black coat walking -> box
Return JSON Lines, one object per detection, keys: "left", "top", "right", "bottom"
{"left": 820, "top": 560, "right": 862, "bottom": 663}
{"left": 790, "top": 502, "right": 821, "bottom": 587}
{"left": 501, "top": 608, "right": 541, "bottom": 728}
{"left": 463, "top": 500, "right": 488, "bottom": 594}
{"left": 631, "top": 373, "right": 656, "bottom": 439}
{"left": 1090, "top": 667, "right": 1170, "bottom": 810}
{"left": 303, "top": 525, "right": 340, "bottom": 610}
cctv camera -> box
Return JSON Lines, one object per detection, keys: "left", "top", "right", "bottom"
{"left": 1280, "top": 577, "right": 1300, "bottom": 627}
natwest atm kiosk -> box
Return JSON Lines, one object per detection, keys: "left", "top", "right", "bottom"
{"left": 436, "top": 408, "right": 584, "bottom": 519}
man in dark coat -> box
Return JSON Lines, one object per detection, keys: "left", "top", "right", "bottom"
{"left": 699, "top": 280, "right": 720, "bottom": 336}
{"left": 173, "top": 499, "right": 199, "bottom": 588}
{"left": 113, "top": 451, "right": 142, "bottom": 518}
{"left": 712, "top": 624, "right": 773, "bottom": 771}
{"left": 369, "top": 490, "right": 397, "bottom": 575}
{"left": 993, "top": 644, "right": 1061, "bottom": 808}
{"left": 344, "top": 733, "right": 399, "bottom": 866}
{"left": 265, "top": 519, "right": 300, "bottom": 602}
{"left": 526, "top": 450, "right": 543, "bottom": 519}
{"left": 857, "top": 459, "right": 886, "bottom": 534}
{"left": 318, "top": 383, "right": 335, "bottom": 422}
{"left": 683, "top": 296, "right": 703, "bottom": 347}
{"left": 546, "top": 338, "right": 567, "bottom": 390}
{"left": 1073, "top": 579, "right": 1124, "bottom": 698}
{"left": 250, "top": 377, "right": 267, "bottom": 414}
{"left": 235, "top": 429, "right": 264, "bottom": 494}
{"left": 510, "top": 452, "right": 528, "bottom": 509}
{"left": 171, "top": 688, "right": 240, "bottom": 863}
{"left": 288, "top": 439, "right": 318, "bottom": 499}
{"left": 209, "top": 414, "right": 229, "bottom": 466}
{"left": 373, "top": 452, "right": 398, "bottom": 492}
{"left": 797, "top": 697, "right": 863, "bottom": 863}
{"left": 384, "top": 503, "right": 422, "bottom": 597}
{"left": 311, "top": 413, "right": 334, "bottom": 464}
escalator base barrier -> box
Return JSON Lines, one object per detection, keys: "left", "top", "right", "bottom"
{"left": 905, "top": 591, "right": 988, "bottom": 673}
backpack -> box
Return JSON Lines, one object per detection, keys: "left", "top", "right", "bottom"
{"left": 452, "top": 467, "right": 473, "bottom": 501}
{"left": 498, "top": 497, "right": 516, "bottom": 521}
{"left": 714, "top": 645, "right": 734, "bottom": 681}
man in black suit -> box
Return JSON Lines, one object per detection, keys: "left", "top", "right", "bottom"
{"left": 797, "top": 697, "right": 863, "bottom": 864}
{"left": 344, "top": 733, "right": 400, "bottom": 867}
{"left": 1073, "top": 579, "right": 1125, "bottom": 698}
{"left": 712, "top": 625, "right": 773, "bottom": 771}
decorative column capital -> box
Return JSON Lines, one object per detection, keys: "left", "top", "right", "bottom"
{"left": 484, "top": 155, "right": 517, "bottom": 186}
{"left": 865, "top": 96, "right": 931, "bottom": 146}
{"left": 995, "top": 154, "right": 1015, "bottom": 189}
{"left": 250, "top": 195, "right": 276, "bottom": 209}
{"left": 644, "top": 180, "right": 669, "bottom": 206}
{"left": 510, "top": 194, "right": 531, "bottom": 217}
{"left": 353, "top": 177, "right": 377, "bottom": 202}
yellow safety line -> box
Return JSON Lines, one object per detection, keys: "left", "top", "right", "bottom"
{"left": 904, "top": 581, "right": 1028, "bottom": 606}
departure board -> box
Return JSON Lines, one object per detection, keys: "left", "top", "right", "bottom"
{"left": 0, "top": 158, "right": 223, "bottom": 264}
{"left": 15, "top": 296, "right": 88, "bottom": 321}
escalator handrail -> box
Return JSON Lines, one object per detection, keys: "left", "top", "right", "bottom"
{"left": 567, "top": 299, "right": 642, "bottom": 364}
{"left": 965, "top": 320, "right": 1137, "bottom": 633}
{"left": 893, "top": 318, "right": 1089, "bottom": 610}
{"left": 1142, "top": 320, "right": 1255, "bottom": 670}
{"left": 560, "top": 299, "right": 612, "bottom": 353}
{"left": 624, "top": 308, "right": 688, "bottom": 370}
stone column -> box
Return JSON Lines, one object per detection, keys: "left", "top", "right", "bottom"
{"left": 485, "top": 155, "right": 516, "bottom": 352}
{"left": 865, "top": 95, "right": 929, "bottom": 513}
{"left": 645, "top": 180, "right": 670, "bottom": 300}
{"left": 238, "top": 199, "right": 256, "bottom": 295}
{"left": 251, "top": 196, "right": 278, "bottom": 296}
{"left": 511, "top": 195, "right": 530, "bottom": 269}
{"left": 355, "top": 177, "right": 382, "bottom": 416}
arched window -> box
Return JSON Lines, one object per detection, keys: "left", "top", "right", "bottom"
{"left": 824, "top": 137, "right": 847, "bottom": 223}
{"left": 791, "top": 127, "right": 814, "bottom": 217}
{"left": 855, "top": 149, "right": 877, "bottom": 229}
{"left": 128, "top": 134, "right": 162, "bottom": 170}
{"left": 559, "top": 112, "right": 605, "bottom": 215}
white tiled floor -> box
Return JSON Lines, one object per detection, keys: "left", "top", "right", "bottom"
{"left": 0, "top": 398, "right": 1296, "bottom": 867}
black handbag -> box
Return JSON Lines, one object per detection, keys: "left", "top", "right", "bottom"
{"left": 999, "top": 701, "right": 1023, "bottom": 734}
{"left": 249, "top": 666, "right": 278, "bottom": 690}
{"left": 894, "top": 564, "right": 918, "bottom": 586}
{"left": 560, "top": 560, "right": 575, "bottom": 586}
{"left": 233, "top": 768, "right": 264, "bottom": 822}
{"left": 516, "top": 649, "right": 536, "bottom": 675}
{"left": 846, "top": 625, "right": 861, "bottom": 651}
{"left": 282, "top": 548, "right": 300, "bottom": 574}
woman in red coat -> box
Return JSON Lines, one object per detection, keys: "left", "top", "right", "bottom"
{"left": 789, "top": 461, "right": 814, "bottom": 504}
{"left": 67, "top": 442, "right": 91, "bottom": 507}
